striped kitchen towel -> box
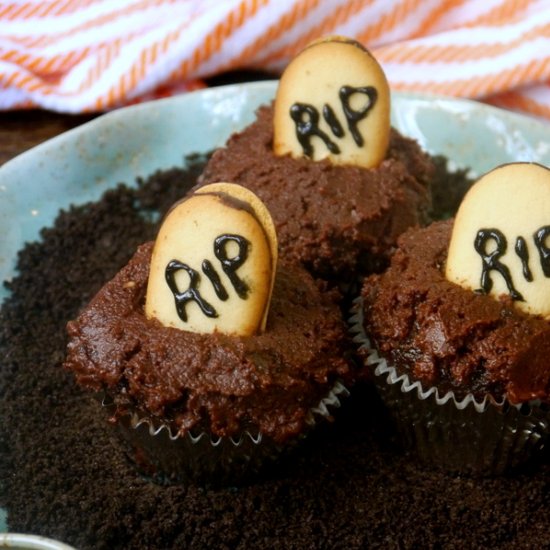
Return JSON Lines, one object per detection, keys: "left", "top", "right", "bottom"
{"left": 1, "top": 0, "right": 549, "bottom": 120}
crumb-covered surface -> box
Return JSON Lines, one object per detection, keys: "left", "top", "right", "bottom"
{"left": 2, "top": 155, "right": 550, "bottom": 549}
{"left": 429, "top": 155, "right": 474, "bottom": 220}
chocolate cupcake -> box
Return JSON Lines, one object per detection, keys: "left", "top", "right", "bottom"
{"left": 65, "top": 184, "right": 352, "bottom": 485}
{"left": 199, "top": 37, "right": 433, "bottom": 285}
{"left": 352, "top": 163, "right": 550, "bottom": 475}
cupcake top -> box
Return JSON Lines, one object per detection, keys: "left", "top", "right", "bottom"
{"left": 200, "top": 105, "right": 433, "bottom": 282}
{"left": 361, "top": 163, "right": 550, "bottom": 404}
{"left": 65, "top": 184, "right": 352, "bottom": 443}
{"left": 446, "top": 162, "right": 550, "bottom": 319}
{"left": 199, "top": 37, "right": 433, "bottom": 282}
{"left": 66, "top": 243, "right": 351, "bottom": 443}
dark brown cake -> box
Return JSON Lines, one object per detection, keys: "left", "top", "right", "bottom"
{"left": 64, "top": 241, "right": 351, "bottom": 444}
{"left": 361, "top": 220, "right": 550, "bottom": 404}
{"left": 199, "top": 105, "right": 434, "bottom": 281}
{"left": 3, "top": 156, "right": 550, "bottom": 549}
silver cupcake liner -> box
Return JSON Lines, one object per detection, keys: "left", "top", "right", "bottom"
{"left": 100, "top": 380, "right": 349, "bottom": 485}
{"left": 350, "top": 297, "right": 550, "bottom": 476}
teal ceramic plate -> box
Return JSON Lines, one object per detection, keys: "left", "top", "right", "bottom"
{"left": 0, "top": 81, "right": 549, "bottom": 533}
{"left": 0, "top": 533, "right": 76, "bottom": 549}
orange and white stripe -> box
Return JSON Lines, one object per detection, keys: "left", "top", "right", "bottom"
{"left": 0, "top": 0, "right": 549, "bottom": 120}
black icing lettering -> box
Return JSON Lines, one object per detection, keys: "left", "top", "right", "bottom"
{"left": 514, "top": 236, "right": 533, "bottom": 282}
{"left": 339, "top": 85, "right": 378, "bottom": 147}
{"left": 474, "top": 228, "right": 524, "bottom": 301}
{"left": 322, "top": 104, "right": 344, "bottom": 138}
{"left": 165, "top": 260, "right": 218, "bottom": 321}
{"left": 534, "top": 225, "right": 550, "bottom": 277}
{"left": 290, "top": 103, "right": 340, "bottom": 157}
{"left": 201, "top": 259, "right": 229, "bottom": 301}
{"left": 214, "top": 234, "right": 250, "bottom": 299}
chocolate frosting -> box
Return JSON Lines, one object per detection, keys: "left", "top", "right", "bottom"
{"left": 199, "top": 104, "right": 434, "bottom": 281}
{"left": 65, "top": 242, "right": 352, "bottom": 443}
{"left": 361, "top": 220, "right": 550, "bottom": 404}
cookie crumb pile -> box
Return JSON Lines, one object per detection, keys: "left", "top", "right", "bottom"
{"left": 2, "top": 156, "right": 550, "bottom": 549}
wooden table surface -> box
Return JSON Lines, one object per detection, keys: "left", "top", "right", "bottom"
{"left": 0, "top": 110, "right": 97, "bottom": 167}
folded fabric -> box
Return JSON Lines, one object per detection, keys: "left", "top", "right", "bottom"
{"left": 0, "top": 0, "right": 549, "bottom": 121}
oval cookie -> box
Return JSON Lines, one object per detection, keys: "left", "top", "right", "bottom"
{"left": 274, "top": 36, "right": 390, "bottom": 168}
{"left": 446, "top": 162, "right": 550, "bottom": 318}
{"left": 146, "top": 183, "right": 277, "bottom": 335}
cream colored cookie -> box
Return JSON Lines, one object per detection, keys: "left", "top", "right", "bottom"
{"left": 145, "top": 183, "right": 277, "bottom": 335}
{"left": 446, "top": 162, "right": 550, "bottom": 318}
{"left": 194, "top": 182, "right": 278, "bottom": 331}
{"left": 273, "top": 36, "right": 390, "bottom": 168}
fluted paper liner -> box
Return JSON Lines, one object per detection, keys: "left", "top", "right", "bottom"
{"left": 100, "top": 380, "right": 349, "bottom": 485}
{"left": 350, "top": 297, "right": 550, "bottom": 475}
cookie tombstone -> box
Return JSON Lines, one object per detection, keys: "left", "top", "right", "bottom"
{"left": 446, "top": 163, "right": 550, "bottom": 318}
{"left": 146, "top": 183, "right": 277, "bottom": 335}
{"left": 274, "top": 36, "right": 390, "bottom": 168}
